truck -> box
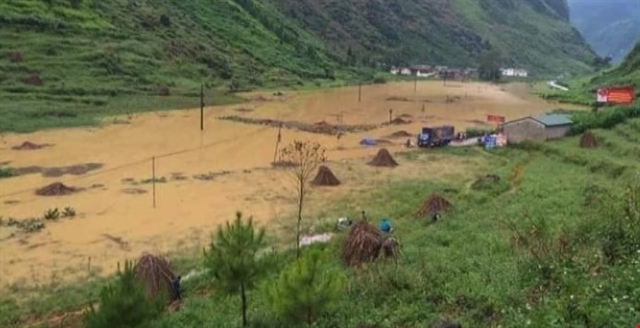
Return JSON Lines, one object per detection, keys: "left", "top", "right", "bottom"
{"left": 417, "top": 125, "right": 455, "bottom": 148}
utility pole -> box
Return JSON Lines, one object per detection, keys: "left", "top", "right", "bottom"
{"left": 200, "top": 83, "right": 204, "bottom": 131}
{"left": 358, "top": 81, "right": 362, "bottom": 102}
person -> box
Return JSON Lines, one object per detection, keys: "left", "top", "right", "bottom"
{"left": 172, "top": 276, "right": 182, "bottom": 300}
{"left": 379, "top": 218, "right": 392, "bottom": 233}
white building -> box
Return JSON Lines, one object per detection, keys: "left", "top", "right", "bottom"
{"left": 500, "top": 68, "right": 528, "bottom": 77}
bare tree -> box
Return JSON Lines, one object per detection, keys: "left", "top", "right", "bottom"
{"left": 279, "top": 140, "right": 325, "bottom": 259}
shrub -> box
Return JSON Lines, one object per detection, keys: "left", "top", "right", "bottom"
{"left": 266, "top": 248, "right": 345, "bottom": 325}
{"left": 83, "top": 260, "right": 164, "bottom": 328}
{"left": 465, "top": 127, "right": 493, "bottom": 138}
{"left": 372, "top": 75, "right": 387, "bottom": 84}
{"left": 570, "top": 104, "right": 640, "bottom": 135}
{"left": 0, "top": 167, "right": 15, "bottom": 179}
{"left": 157, "top": 85, "right": 170, "bottom": 96}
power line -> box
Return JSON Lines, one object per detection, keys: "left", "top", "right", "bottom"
{"left": 0, "top": 125, "right": 272, "bottom": 199}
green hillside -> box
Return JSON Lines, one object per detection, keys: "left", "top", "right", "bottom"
{"left": 0, "top": 0, "right": 597, "bottom": 133}
{"left": 541, "top": 42, "right": 640, "bottom": 106}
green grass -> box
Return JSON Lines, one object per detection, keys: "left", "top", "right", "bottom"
{"left": 0, "top": 88, "right": 244, "bottom": 133}
{"left": 2, "top": 120, "right": 639, "bottom": 327}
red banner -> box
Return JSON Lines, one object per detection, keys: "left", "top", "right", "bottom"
{"left": 597, "top": 86, "right": 635, "bottom": 104}
{"left": 487, "top": 115, "right": 505, "bottom": 124}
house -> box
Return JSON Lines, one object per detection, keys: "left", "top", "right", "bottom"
{"left": 409, "top": 65, "right": 433, "bottom": 75}
{"left": 500, "top": 68, "right": 529, "bottom": 77}
{"left": 439, "top": 69, "right": 466, "bottom": 80}
{"left": 399, "top": 68, "right": 412, "bottom": 76}
{"left": 502, "top": 113, "right": 573, "bottom": 144}
{"left": 390, "top": 67, "right": 400, "bottom": 75}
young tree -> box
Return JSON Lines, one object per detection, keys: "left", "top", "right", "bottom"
{"left": 279, "top": 140, "right": 325, "bottom": 259}
{"left": 267, "top": 248, "right": 346, "bottom": 325}
{"left": 203, "top": 211, "right": 266, "bottom": 327}
{"left": 83, "top": 260, "right": 164, "bottom": 328}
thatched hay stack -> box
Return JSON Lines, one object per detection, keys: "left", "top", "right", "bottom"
{"left": 133, "top": 253, "right": 177, "bottom": 301}
{"left": 380, "top": 237, "right": 401, "bottom": 263}
{"left": 312, "top": 165, "right": 341, "bottom": 186}
{"left": 35, "top": 182, "right": 79, "bottom": 196}
{"left": 579, "top": 130, "right": 598, "bottom": 148}
{"left": 368, "top": 148, "right": 398, "bottom": 167}
{"left": 415, "top": 193, "right": 452, "bottom": 218}
{"left": 341, "top": 220, "right": 385, "bottom": 267}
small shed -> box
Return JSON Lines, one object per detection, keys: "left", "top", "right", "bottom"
{"left": 502, "top": 113, "right": 573, "bottom": 144}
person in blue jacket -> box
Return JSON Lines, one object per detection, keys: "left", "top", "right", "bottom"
{"left": 379, "top": 218, "right": 393, "bottom": 233}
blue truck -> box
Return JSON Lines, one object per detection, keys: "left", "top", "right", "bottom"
{"left": 417, "top": 125, "right": 455, "bottom": 148}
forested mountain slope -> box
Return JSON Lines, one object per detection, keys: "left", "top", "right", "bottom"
{"left": 568, "top": 0, "right": 640, "bottom": 63}
{"left": 274, "top": 0, "right": 595, "bottom": 73}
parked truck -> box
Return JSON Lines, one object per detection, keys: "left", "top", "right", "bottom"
{"left": 417, "top": 125, "right": 455, "bottom": 148}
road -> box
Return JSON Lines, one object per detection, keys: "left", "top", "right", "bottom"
{"left": 547, "top": 80, "right": 569, "bottom": 91}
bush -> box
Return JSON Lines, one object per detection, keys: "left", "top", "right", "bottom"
{"left": 372, "top": 75, "right": 387, "bottom": 84}
{"left": 0, "top": 167, "right": 15, "bottom": 179}
{"left": 266, "top": 248, "right": 345, "bottom": 325}
{"left": 465, "top": 127, "right": 493, "bottom": 138}
{"left": 83, "top": 260, "right": 164, "bottom": 328}
{"left": 570, "top": 104, "right": 640, "bottom": 135}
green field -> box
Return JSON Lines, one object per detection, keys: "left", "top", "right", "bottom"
{"left": 2, "top": 119, "right": 639, "bottom": 328}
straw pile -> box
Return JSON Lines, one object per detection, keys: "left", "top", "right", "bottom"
{"left": 133, "top": 253, "right": 178, "bottom": 301}
{"left": 415, "top": 193, "right": 452, "bottom": 218}
{"left": 341, "top": 220, "right": 385, "bottom": 267}
{"left": 312, "top": 165, "right": 341, "bottom": 186}
{"left": 12, "top": 141, "right": 47, "bottom": 150}
{"left": 380, "top": 237, "right": 401, "bottom": 263}
{"left": 35, "top": 182, "right": 79, "bottom": 196}
{"left": 579, "top": 130, "right": 598, "bottom": 148}
{"left": 368, "top": 148, "right": 398, "bottom": 167}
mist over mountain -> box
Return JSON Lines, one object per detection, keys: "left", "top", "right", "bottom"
{"left": 568, "top": 0, "right": 640, "bottom": 62}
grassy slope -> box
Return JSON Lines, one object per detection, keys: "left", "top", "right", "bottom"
{"left": 539, "top": 42, "right": 640, "bottom": 106}
{"left": 0, "top": 0, "right": 596, "bottom": 133}
{"left": 0, "top": 0, "right": 342, "bottom": 133}
{"left": 2, "top": 120, "right": 639, "bottom": 327}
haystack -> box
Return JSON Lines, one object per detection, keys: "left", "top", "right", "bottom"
{"left": 380, "top": 237, "right": 401, "bottom": 263}
{"left": 312, "top": 165, "right": 341, "bottom": 186}
{"left": 341, "top": 220, "right": 385, "bottom": 267}
{"left": 389, "top": 117, "right": 411, "bottom": 125}
{"left": 133, "top": 253, "right": 178, "bottom": 301}
{"left": 368, "top": 148, "right": 398, "bottom": 167}
{"left": 12, "top": 141, "right": 45, "bottom": 150}
{"left": 579, "top": 130, "right": 598, "bottom": 148}
{"left": 415, "top": 193, "right": 452, "bottom": 218}
{"left": 35, "top": 182, "right": 78, "bottom": 196}
{"left": 388, "top": 130, "right": 413, "bottom": 138}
